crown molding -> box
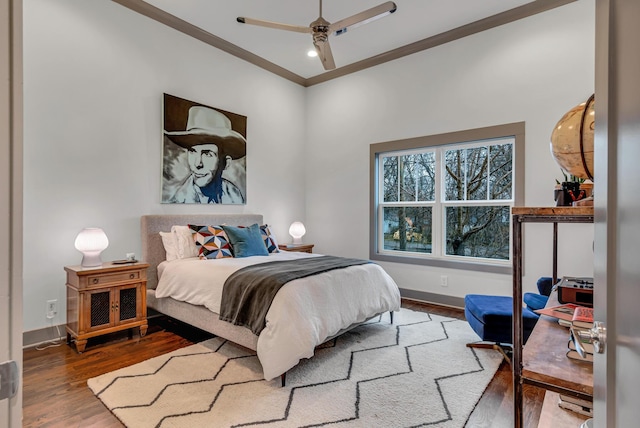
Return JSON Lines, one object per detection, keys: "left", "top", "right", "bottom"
{"left": 112, "top": 0, "right": 576, "bottom": 88}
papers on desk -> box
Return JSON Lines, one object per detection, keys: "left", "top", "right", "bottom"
{"left": 535, "top": 303, "right": 580, "bottom": 322}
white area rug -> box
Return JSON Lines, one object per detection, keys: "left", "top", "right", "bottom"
{"left": 88, "top": 309, "right": 502, "bottom": 427}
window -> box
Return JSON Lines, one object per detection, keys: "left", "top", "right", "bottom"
{"left": 370, "top": 123, "right": 524, "bottom": 273}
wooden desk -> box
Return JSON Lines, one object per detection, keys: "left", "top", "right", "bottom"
{"left": 523, "top": 292, "right": 593, "bottom": 400}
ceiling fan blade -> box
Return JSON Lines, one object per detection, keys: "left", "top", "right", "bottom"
{"left": 237, "top": 17, "right": 311, "bottom": 34}
{"left": 329, "top": 1, "right": 397, "bottom": 36}
{"left": 314, "top": 39, "right": 336, "bottom": 70}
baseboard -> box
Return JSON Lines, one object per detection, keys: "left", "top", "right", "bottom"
{"left": 22, "top": 294, "right": 462, "bottom": 348}
{"left": 23, "top": 324, "right": 66, "bottom": 349}
{"left": 399, "top": 288, "right": 465, "bottom": 309}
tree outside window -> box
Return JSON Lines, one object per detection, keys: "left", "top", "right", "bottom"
{"left": 371, "top": 123, "right": 523, "bottom": 272}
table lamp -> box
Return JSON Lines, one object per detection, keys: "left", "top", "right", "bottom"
{"left": 74, "top": 227, "right": 109, "bottom": 267}
{"left": 288, "top": 222, "right": 306, "bottom": 244}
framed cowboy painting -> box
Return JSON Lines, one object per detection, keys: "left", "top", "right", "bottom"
{"left": 162, "top": 93, "right": 247, "bottom": 204}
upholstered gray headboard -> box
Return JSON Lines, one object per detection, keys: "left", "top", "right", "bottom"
{"left": 141, "top": 214, "right": 263, "bottom": 289}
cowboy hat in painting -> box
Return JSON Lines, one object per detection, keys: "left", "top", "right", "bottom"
{"left": 164, "top": 106, "right": 246, "bottom": 159}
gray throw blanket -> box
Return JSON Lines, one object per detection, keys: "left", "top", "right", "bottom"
{"left": 219, "top": 255, "right": 371, "bottom": 335}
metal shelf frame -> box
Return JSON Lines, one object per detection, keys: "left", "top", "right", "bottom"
{"left": 511, "top": 207, "right": 594, "bottom": 428}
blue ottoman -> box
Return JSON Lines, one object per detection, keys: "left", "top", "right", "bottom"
{"left": 464, "top": 294, "right": 540, "bottom": 344}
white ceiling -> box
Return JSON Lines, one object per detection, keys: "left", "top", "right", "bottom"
{"left": 142, "top": 0, "right": 537, "bottom": 80}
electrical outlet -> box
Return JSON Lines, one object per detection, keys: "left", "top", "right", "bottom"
{"left": 440, "top": 275, "right": 448, "bottom": 287}
{"left": 46, "top": 299, "right": 57, "bottom": 319}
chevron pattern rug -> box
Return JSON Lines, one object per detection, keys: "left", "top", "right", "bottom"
{"left": 88, "top": 309, "right": 502, "bottom": 428}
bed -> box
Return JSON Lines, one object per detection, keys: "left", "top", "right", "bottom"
{"left": 141, "top": 214, "right": 401, "bottom": 382}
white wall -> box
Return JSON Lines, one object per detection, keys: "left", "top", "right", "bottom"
{"left": 22, "top": 0, "right": 307, "bottom": 332}
{"left": 304, "top": 1, "right": 596, "bottom": 300}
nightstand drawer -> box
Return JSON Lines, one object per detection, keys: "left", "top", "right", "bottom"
{"left": 85, "top": 270, "right": 142, "bottom": 287}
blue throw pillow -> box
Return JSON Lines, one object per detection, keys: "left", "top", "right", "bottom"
{"left": 222, "top": 223, "right": 269, "bottom": 258}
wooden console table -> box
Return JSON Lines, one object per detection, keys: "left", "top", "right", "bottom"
{"left": 511, "top": 207, "right": 594, "bottom": 428}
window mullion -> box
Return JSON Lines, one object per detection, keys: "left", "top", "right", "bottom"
{"left": 396, "top": 155, "right": 400, "bottom": 203}
{"left": 463, "top": 148, "right": 468, "bottom": 202}
{"left": 434, "top": 148, "right": 442, "bottom": 258}
{"left": 487, "top": 146, "right": 491, "bottom": 200}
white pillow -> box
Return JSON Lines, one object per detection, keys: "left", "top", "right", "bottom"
{"left": 159, "top": 231, "right": 179, "bottom": 262}
{"left": 171, "top": 225, "right": 199, "bottom": 259}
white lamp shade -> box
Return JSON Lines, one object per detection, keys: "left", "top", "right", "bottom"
{"left": 74, "top": 227, "right": 109, "bottom": 267}
{"left": 288, "top": 221, "right": 306, "bottom": 244}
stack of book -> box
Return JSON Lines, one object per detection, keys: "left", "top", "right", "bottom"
{"left": 566, "top": 306, "right": 594, "bottom": 362}
{"left": 558, "top": 394, "right": 593, "bottom": 417}
{"left": 535, "top": 303, "right": 594, "bottom": 362}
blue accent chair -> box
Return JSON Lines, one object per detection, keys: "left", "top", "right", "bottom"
{"left": 523, "top": 277, "right": 555, "bottom": 311}
{"left": 464, "top": 277, "right": 555, "bottom": 362}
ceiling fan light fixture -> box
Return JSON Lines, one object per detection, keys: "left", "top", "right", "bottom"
{"left": 237, "top": 1, "right": 397, "bottom": 71}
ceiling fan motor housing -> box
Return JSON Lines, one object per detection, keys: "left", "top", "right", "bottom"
{"left": 237, "top": 1, "right": 397, "bottom": 70}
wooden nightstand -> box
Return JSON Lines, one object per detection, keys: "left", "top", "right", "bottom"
{"left": 278, "top": 244, "right": 314, "bottom": 253}
{"left": 65, "top": 261, "right": 149, "bottom": 353}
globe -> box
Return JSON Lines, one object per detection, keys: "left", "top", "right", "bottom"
{"left": 550, "top": 95, "right": 594, "bottom": 180}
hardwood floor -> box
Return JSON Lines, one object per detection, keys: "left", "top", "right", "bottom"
{"left": 22, "top": 300, "right": 546, "bottom": 427}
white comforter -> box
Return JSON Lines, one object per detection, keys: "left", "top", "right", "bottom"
{"left": 155, "top": 251, "right": 401, "bottom": 380}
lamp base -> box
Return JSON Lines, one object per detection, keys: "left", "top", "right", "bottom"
{"left": 291, "top": 237, "right": 303, "bottom": 245}
{"left": 81, "top": 252, "right": 103, "bottom": 267}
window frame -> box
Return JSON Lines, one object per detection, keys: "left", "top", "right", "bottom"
{"left": 369, "top": 122, "right": 525, "bottom": 274}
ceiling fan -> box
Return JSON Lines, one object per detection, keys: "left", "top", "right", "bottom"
{"left": 237, "top": 1, "right": 397, "bottom": 71}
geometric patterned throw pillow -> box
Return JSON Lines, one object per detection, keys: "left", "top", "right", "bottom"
{"left": 260, "top": 224, "right": 279, "bottom": 253}
{"left": 188, "top": 224, "right": 233, "bottom": 259}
